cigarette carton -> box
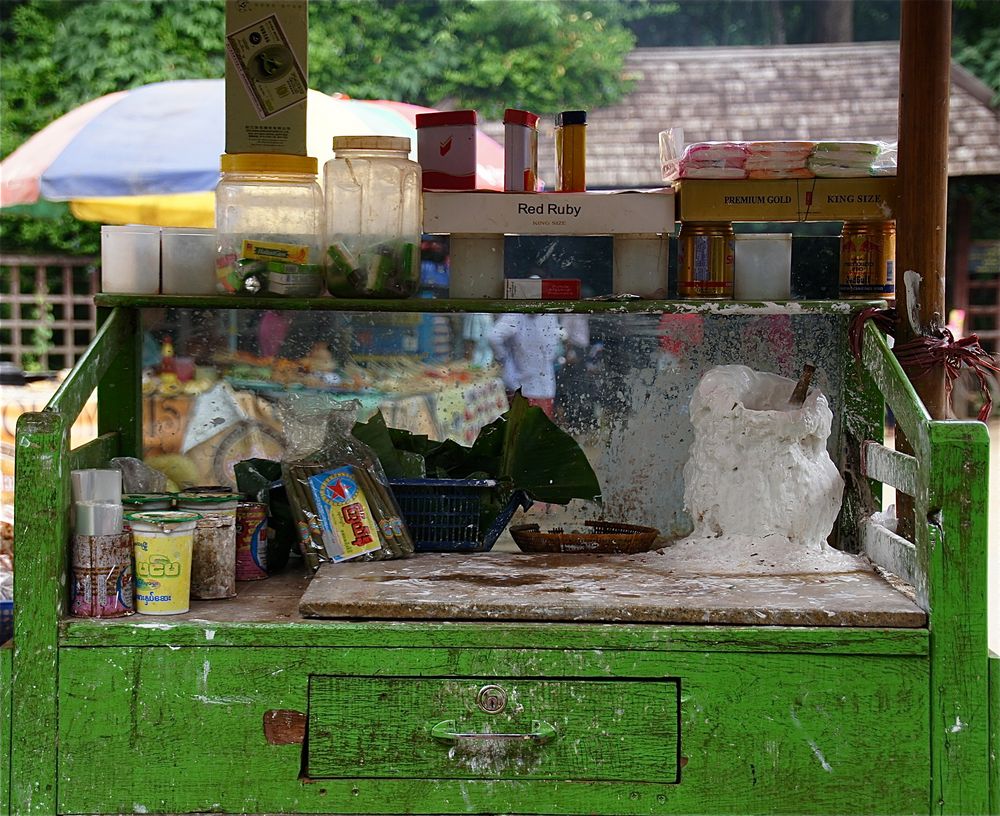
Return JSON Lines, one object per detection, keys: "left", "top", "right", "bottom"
{"left": 504, "top": 278, "right": 581, "bottom": 300}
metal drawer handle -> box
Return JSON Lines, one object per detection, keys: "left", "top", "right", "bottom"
{"left": 430, "top": 719, "right": 556, "bottom": 745}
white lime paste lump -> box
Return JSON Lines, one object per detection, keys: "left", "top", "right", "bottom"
{"left": 682, "top": 364, "right": 845, "bottom": 547}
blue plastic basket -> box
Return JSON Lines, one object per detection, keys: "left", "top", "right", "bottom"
{"left": 0, "top": 599, "right": 12, "bottom": 645}
{"left": 389, "top": 478, "right": 531, "bottom": 552}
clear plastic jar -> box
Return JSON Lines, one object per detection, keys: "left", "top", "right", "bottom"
{"left": 323, "top": 136, "right": 421, "bottom": 298}
{"left": 215, "top": 153, "right": 324, "bottom": 296}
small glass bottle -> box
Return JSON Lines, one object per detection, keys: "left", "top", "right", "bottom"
{"left": 215, "top": 153, "right": 324, "bottom": 295}
{"left": 323, "top": 136, "right": 422, "bottom": 298}
{"left": 555, "top": 110, "right": 587, "bottom": 192}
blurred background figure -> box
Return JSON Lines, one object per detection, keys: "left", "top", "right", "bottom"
{"left": 488, "top": 313, "right": 563, "bottom": 417}
{"left": 556, "top": 314, "right": 593, "bottom": 432}
{"left": 462, "top": 313, "right": 494, "bottom": 368}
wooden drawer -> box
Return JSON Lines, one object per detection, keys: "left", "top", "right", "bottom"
{"left": 306, "top": 676, "right": 680, "bottom": 782}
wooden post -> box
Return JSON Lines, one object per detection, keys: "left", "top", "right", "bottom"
{"left": 896, "top": 0, "right": 952, "bottom": 419}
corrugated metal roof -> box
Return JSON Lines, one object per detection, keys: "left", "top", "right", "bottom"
{"left": 483, "top": 42, "right": 1000, "bottom": 187}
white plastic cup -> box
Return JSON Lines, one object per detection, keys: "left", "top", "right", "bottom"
{"left": 129, "top": 511, "right": 200, "bottom": 615}
{"left": 71, "top": 468, "right": 122, "bottom": 504}
{"left": 734, "top": 233, "right": 793, "bottom": 300}
{"left": 74, "top": 501, "right": 124, "bottom": 536}
{"left": 161, "top": 228, "right": 218, "bottom": 295}
{"left": 101, "top": 225, "right": 161, "bottom": 294}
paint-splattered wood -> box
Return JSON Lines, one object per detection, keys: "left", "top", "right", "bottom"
{"left": 300, "top": 550, "right": 925, "bottom": 628}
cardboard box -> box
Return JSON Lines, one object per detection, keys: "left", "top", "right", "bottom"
{"left": 676, "top": 178, "right": 897, "bottom": 222}
{"left": 676, "top": 180, "right": 799, "bottom": 222}
{"left": 796, "top": 177, "right": 897, "bottom": 221}
{"left": 423, "top": 190, "right": 675, "bottom": 236}
{"left": 225, "top": 0, "right": 308, "bottom": 155}
{"left": 504, "top": 278, "right": 581, "bottom": 299}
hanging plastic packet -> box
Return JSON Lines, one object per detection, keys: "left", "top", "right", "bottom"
{"left": 279, "top": 397, "right": 413, "bottom": 570}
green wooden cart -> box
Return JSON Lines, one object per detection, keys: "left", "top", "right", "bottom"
{"left": 3, "top": 290, "right": 997, "bottom": 815}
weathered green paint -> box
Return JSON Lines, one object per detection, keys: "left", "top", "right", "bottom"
{"left": 5, "top": 298, "right": 992, "bottom": 814}
{"left": 67, "top": 432, "right": 121, "bottom": 472}
{"left": 990, "top": 652, "right": 999, "bottom": 815}
{"left": 926, "top": 420, "right": 991, "bottom": 815}
{"left": 58, "top": 646, "right": 929, "bottom": 815}
{"left": 308, "top": 676, "right": 680, "bottom": 781}
{"left": 12, "top": 411, "right": 68, "bottom": 816}
{"left": 95, "top": 306, "right": 142, "bottom": 458}
{"left": 50, "top": 306, "right": 135, "bottom": 422}
{"left": 59, "top": 618, "right": 930, "bottom": 654}
{"left": 1, "top": 644, "right": 11, "bottom": 816}
{"left": 94, "top": 293, "right": 884, "bottom": 316}
{"left": 839, "top": 319, "right": 885, "bottom": 553}
{"left": 861, "top": 323, "right": 932, "bottom": 460}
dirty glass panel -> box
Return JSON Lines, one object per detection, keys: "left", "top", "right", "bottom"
{"left": 139, "top": 308, "right": 846, "bottom": 540}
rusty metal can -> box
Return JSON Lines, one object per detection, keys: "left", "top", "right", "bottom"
{"left": 70, "top": 531, "right": 134, "bottom": 618}
{"left": 677, "top": 221, "right": 735, "bottom": 299}
{"left": 236, "top": 501, "right": 269, "bottom": 581}
{"left": 839, "top": 220, "right": 895, "bottom": 299}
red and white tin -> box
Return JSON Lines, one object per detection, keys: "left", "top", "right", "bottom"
{"left": 236, "top": 501, "right": 269, "bottom": 581}
{"left": 416, "top": 110, "right": 478, "bottom": 190}
{"left": 503, "top": 108, "right": 539, "bottom": 192}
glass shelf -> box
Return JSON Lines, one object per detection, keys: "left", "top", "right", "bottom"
{"left": 95, "top": 293, "right": 883, "bottom": 315}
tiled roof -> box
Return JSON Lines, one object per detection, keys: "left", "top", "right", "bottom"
{"left": 483, "top": 42, "right": 1000, "bottom": 187}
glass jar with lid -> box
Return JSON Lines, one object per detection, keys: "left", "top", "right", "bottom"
{"left": 323, "top": 136, "right": 421, "bottom": 298}
{"left": 215, "top": 153, "right": 324, "bottom": 296}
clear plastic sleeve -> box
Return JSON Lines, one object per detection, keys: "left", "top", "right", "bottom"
{"left": 278, "top": 396, "right": 414, "bottom": 570}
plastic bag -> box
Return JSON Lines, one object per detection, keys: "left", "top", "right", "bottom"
{"left": 279, "top": 396, "right": 413, "bottom": 569}
{"left": 110, "top": 457, "right": 167, "bottom": 493}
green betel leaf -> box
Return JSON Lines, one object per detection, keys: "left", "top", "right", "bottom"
{"left": 351, "top": 411, "right": 425, "bottom": 478}
{"left": 499, "top": 393, "right": 602, "bottom": 505}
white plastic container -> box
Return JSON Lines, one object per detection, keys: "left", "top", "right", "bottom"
{"left": 324, "top": 136, "right": 421, "bottom": 297}
{"left": 161, "top": 228, "right": 217, "bottom": 295}
{"left": 215, "top": 153, "right": 324, "bottom": 295}
{"left": 101, "top": 225, "right": 161, "bottom": 294}
{"left": 734, "top": 233, "right": 793, "bottom": 300}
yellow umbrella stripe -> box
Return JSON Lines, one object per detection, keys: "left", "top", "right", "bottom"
{"left": 70, "top": 192, "right": 215, "bottom": 228}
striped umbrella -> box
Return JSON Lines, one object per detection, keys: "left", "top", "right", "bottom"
{"left": 0, "top": 79, "right": 502, "bottom": 228}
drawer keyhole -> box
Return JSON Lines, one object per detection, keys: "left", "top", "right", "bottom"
{"left": 476, "top": 685, "right": 507, "bottom": 714}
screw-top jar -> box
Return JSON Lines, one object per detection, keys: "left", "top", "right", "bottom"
{"left": 324, "top": 136, "right": 421, "bottom": 298}
{"left": 215, "top": 153, "right": 324, "bottom": 296}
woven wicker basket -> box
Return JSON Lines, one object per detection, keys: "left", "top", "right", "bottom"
{"left": 509, "top": 520, "right": 660, "bottom": 554}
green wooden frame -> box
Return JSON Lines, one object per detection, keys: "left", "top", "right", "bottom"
{"left": 10, "top": 299, "right": 994, "bottom": 815}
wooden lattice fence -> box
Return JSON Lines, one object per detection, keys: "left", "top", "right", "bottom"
{"left": 0, "top": 255, "right": 100, "bottom": 371}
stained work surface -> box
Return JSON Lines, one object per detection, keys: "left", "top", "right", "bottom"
{"left": 300, "top": 549, "right": 925, "bottom": 628}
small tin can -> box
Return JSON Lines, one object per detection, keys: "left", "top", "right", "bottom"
{"left": 503, "top": 108, "right": 540, "bottom": 192}
{"left": 236, "top": 501, "right": 269, "bottom": 581}
{"left": 416, "top": 110, "right": 478, "bottom": 190}
{"left": 678, "top": 221, "right": 735, "bottom": 299}
{"left": 70, "top": 531, "right": 134, "bottom": 618}
{"left": 839, "top": 221, "right": 895, "bottom": 299}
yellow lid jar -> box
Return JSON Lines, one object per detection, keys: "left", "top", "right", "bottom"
{"left": 215, "top": 153, "right": 324, "bottom": 295}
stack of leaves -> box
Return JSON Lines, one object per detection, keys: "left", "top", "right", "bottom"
{"left": 352, "top": 393, "right": 602, "bottom": 506}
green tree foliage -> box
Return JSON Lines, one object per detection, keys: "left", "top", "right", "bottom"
{"left": 953, "top": 0, "right": 1000, "bottom": 102}
{"left": 308, "top": 0, "right": 635, "bottom": 118}
{"left": 0, "top": 0, "right": 634, "bottom": 253}
{"left": 2, "top": 0, "right": 998, "bottom": 256}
